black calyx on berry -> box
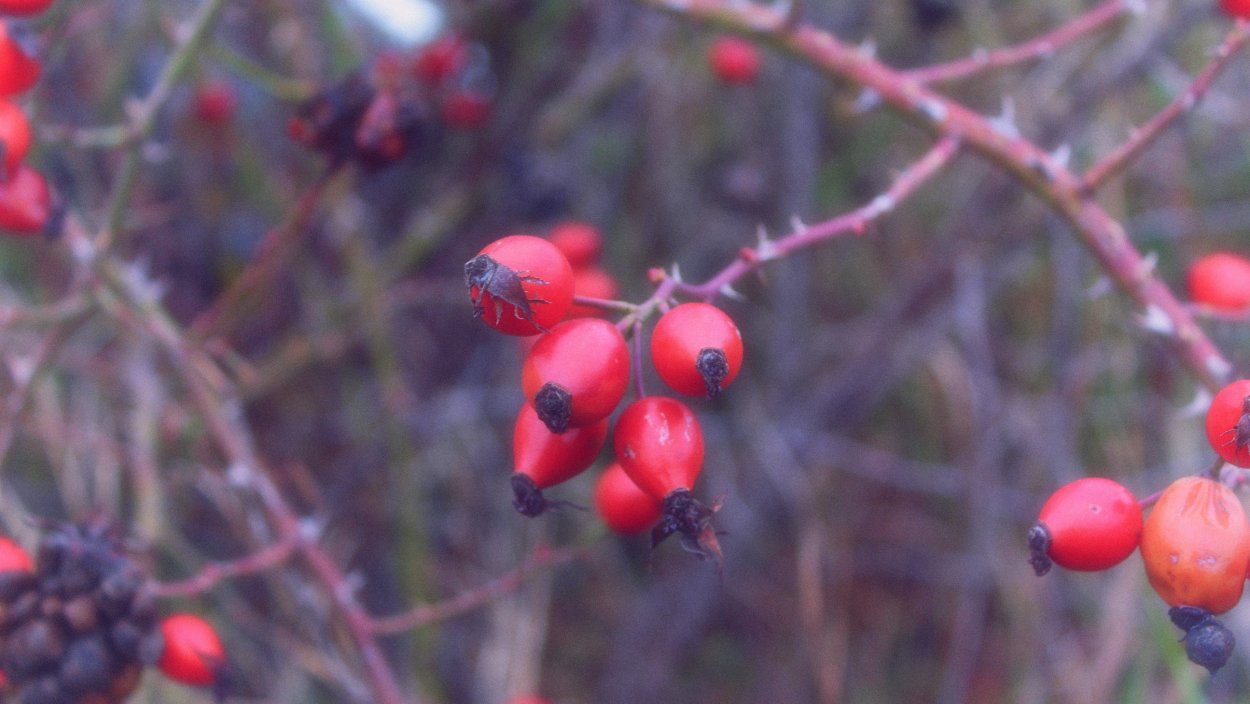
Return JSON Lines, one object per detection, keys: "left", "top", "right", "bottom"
{"left": 533, "top": 383, "right": 572, "bottom": 434}
{"left": 695, "top": 348, "right": 729, "bottom": 398}
{"left": 1027, "top": 523, "right": 1052, "bottom": 576}
{"left": 651, "top": 489, "right": 724, "bottom": 578}
{"left": 509, "top": 474, "right": 583, "bottom": 518}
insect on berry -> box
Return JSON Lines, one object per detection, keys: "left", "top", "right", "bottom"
{"left": 1027, "top": 477, "right": 1141, "bottom": 576}
{"left": 465, "top": 235, "right": 574, "bottom": 336}
{"left": 651, "top": 303, "right": 744, "bottom": 398}
{"left": 1205, "top": 379, "right": 1250, "bottom": 468}
{"left": 157, "top": 613, "right": 225, "bottom": 687}
{"left": 1187, "top": 252, "right": 1250, "bottom": 312}
{"left": 511, "top": 404, "right": 608, "bottom": 517}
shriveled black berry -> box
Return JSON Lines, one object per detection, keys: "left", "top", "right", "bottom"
{"left": 0, "top": 520, "right": 159, "bottom": 702}
{"left": 695, "top": 347, "right": 730, "bottom": 398}
{"left": 1184, "top": 619, "right": 1236, "bottom": 675}
{"left": 59, "top": 634, "right": 114, "bottom": 693}
{"left": 1169, "top": 605, "right": 1213, "bottom": 632}
{"left": 533, "top": 383, "right": 572, "bottom": 434}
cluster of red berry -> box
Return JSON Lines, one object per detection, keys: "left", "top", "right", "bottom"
{"left": 287, "top": 31, "right": 491, "bottom": 169}
{"left": 1188, "top": 251, "right": 1250, "bottom": 313}
{"left": 465, "top": 224, "right": 743, "bottom": 569}
{"left": 0, "top": 529, "right": 225, "bottom": 701}
{"left": 1029, "top": 377, "right": 1250, "bottom": 674}
{"left": 0, "top": 0, "right": 53, "bottom": 237}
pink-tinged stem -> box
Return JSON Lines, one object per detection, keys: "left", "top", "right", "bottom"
{"left": 1082, "top": 19, "right": 1250, "bottom": 193}
{"left": 904, "top": 0, "right": 1130, "bottom": 84}
{"left": 151, "top": 535, "right": 299, "bottom": 598}
{"left": 633, "top": 0, "right": 1232, "bottom": 391}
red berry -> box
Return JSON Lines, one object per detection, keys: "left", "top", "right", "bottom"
{"left": 0, "top": 22, "right": 38, "bottom": 98}
{"left": 594, "top": 462, "right": 662, "bottom": 534}
{"left": 466, "top": 235, "right": 574, "bottom": 336}
{"left": 547, "top": 220, "right": 602, "bottom": 268}
{"left": 441, "top": 89, "right": 491, "bottom": 130}
{"left": 0, "top": 535, "right": 31, "bottom": 572}
{"left": 0, "top": 98, "right": 30, "bottom": 176}
{"left": 1220, "top": 0, "right": 1250, "bottom": 18}
{"left": 413, "top": 34, "right": 468, "bottom": 85}
{"left": 506, "top": 697, "right": 551, "bottom": 704}
{"left": 512, "top": 403, "right": 608, "bottom": 516}
{"left": 192, "top": 80, "right": 236, "bottom": 127}
{"left": 158, "top": 613, "right": 225, "bottom": 687}
{"left": 0, "top": 164, "right": 50, "bottom": 235}
{"left": 650, "top": 303, "right": 743, "bottom": 398}
{"left": 522, "top": 318, "right": 629, "bottom": 434}
{"left": 613, "top": 396, "right": 704, "bottom": 501}
{"left": 1141, "top": 476, "right": 1250, "bottom": 615}
{"left": 1188, "top": 252, "right": 1250, "bottom": 312}
{"left": 565, "top": 266, "right": 619, "bottom": 318}
{"left": 0, "top": 0, "right": 54, "bottom": 16}
{"left": 708, "top": 36, "right": 760, "bottom": 84}
{"left": 1027, "top": 477, "right": 1141, "bottom": 575}
{"left": 1206, "top": 379, "right": 1250, "bottom": 467}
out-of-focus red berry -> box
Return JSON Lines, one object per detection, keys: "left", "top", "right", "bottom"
{"left": 547, "top": 220, "right": 602, "bottom": 268}
{"left": 441, "top": 90, "right": 491, "bottom": 130}
{"left": 708, "top": 36, "right": 760, "bottom": 84}
{"left": 1220, "top": 0, "right": 1250, "bottom": 19}
{"left": 193, "top": 80, "right": 237, "bottom": 127}
{"left": 566, "top": 266, "right": 619, "bottom": 318}
{"left": 0, "top": 0, "right": 54, "bottom": 16}
{"left": 158, "top": 614, "right": 225, "bottom": 686}
{"left": 1188, "top": 252, "right": 1250, "bottom": 312}
{"left": 414, "top": 34, "right": 469, "bottom": 85}
{"left": 0, "top": 164, "right": 49, "bottom": 235}
{"left": 0, "top": 21, "right": 39, "bottom": 98}
{"left": 0, "top": 98, "right": 30, "bottom": 176}
{"left": 0, "top": 536, "right": 31, "bottom": 572}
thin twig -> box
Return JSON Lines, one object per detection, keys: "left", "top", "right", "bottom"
{"left": 1081, "top": 18, "right": 1250, "bottom": 193}
{"left": 151, "top": 535, "right": 300, "bottom": 598}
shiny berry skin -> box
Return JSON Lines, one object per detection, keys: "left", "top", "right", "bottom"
{"left": 651, "top": 303, "right": 744, "bottom": 398}
{"left": 547, "top": 220, "right": 602, "bottom": 269}
{"left": 513, "top": 404, "right": 607, "bottom": 490}
{"left": 708, "top": 36, "right": 760, "bottom": 84}
{"left": 1027, "top": 477, "right": 1141, "bottom": 575}
{"left": 566, "top": 266, "right": 619, "bottom": 318}
{"left": 157, "top": 614, "right": 225, "bottom": 687}
{"left": 1221, "top": 0, "right": 1250, "bottom": 18}
{"left": 1206, "top": 379, "right": 1250, "bottom": 467}
{"left": 522, "top": 318, "right": 629, "bottom": 433}
{"left": 0, "top": 98, "right": 29, "bottom": 176}
{"left": 466, "top": 235, "right": 574, "bottom": 336}
{"left": 1140, "top": 476, "right": 1250, "bottom": 615}
{"left": 0, "top": 164, "right": 49, "bottom": 235}
{"left": 613, "top": 396, "right": 704, "bottom": 501}
{"left": 1188, "top": 252, "right": 1250, "bottom": 312}
{"left": 0, "top": 22, "right": 37, "bottom": 97}
{"left": 594, "top": 462, "right": 662, "bottom": 534}
{"left": 0, "top": 0, "right": 54, "bottom": 16}
{"left": 0, "top": 535, "right": 31, "bottom": 572}
{"left": 512, "top": 403, "right": 608, "bottom": 516}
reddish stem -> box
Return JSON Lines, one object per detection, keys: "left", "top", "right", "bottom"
{"left": 1082, "top": 19, "right": 1250, "bottom": 193}
{"left": 151, "top": 535, "right": 299, "bottom": 598}
{"left": 903, "top": 0, "right": 1131, "bottom": 84}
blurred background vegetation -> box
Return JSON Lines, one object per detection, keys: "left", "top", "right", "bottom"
{"left": 4, "top": 0, "right": 1250, "bottom": 702}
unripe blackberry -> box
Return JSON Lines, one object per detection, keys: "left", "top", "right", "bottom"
{"left": 0, "top": 521, "right": 161, "bottom": 703}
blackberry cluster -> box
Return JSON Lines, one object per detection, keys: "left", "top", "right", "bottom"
{"left": 0, "top": 522, "right": 161, "bottom": 704}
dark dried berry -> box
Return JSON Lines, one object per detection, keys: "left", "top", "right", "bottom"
{"left": 0, "top": 571, "right": 36, "bottom": 600}
{"left": 1184, "top": 619, "right": 1236, "bottom": 675}
{"left": 1169, "top": 605, "right": 1213, "bottom": 632}
{"left": 62, "top": 595, "right": 98, "bottom": 633}
{"left": 5, "top": 618, "right": 64, "bottom": 676}
{"left": 59, "top": 634, "right": 114, "bottom": 693}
